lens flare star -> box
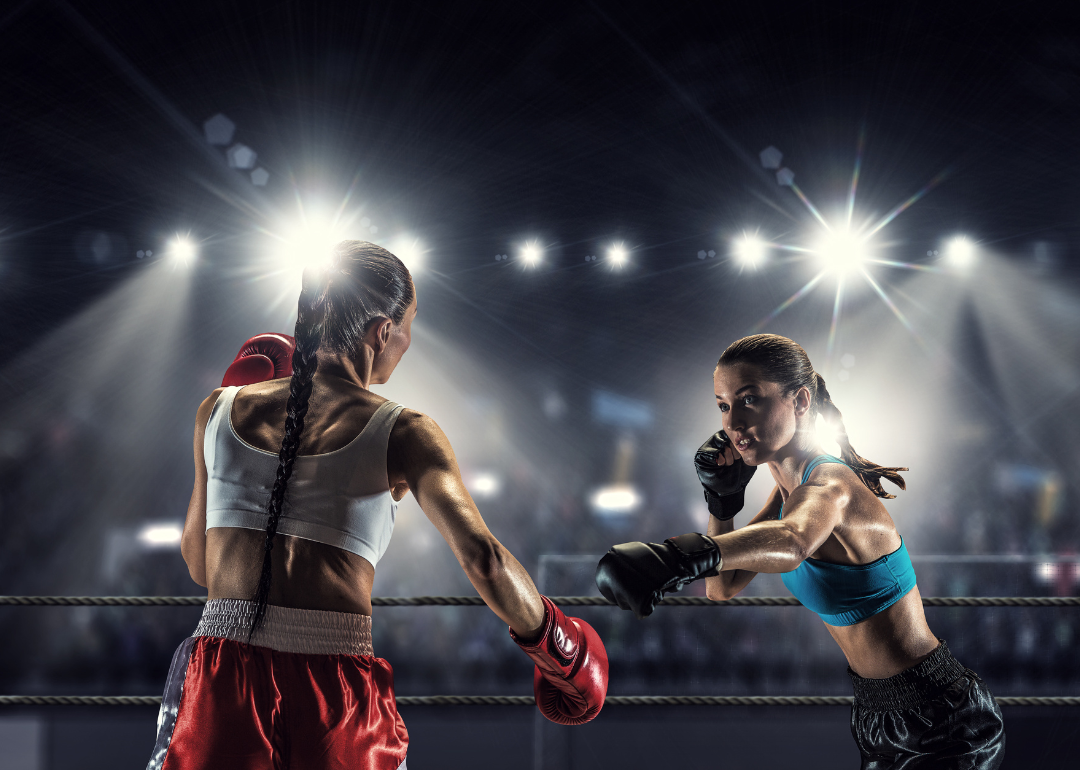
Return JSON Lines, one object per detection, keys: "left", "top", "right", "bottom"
{"left": 750, "top": 138, "right": 950, "bottom": 352}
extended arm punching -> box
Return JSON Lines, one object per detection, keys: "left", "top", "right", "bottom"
{"left": 395, "top": 411, "right": 544, "bottom": 634}
{"left": 597, "top": 428, "right": 847, "bottom": 617}
{"left": 702, "top": 484, "right": 783, "bottom": 601}
{"left": 396, "top": 411, "right": 608, "bottom": 725}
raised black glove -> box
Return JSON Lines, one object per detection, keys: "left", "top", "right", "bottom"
{"left": 695, "top": 430, "right": 757, "bottom": 520}
{"left": 594, "top": 533, "right": 722, "bottom": 619}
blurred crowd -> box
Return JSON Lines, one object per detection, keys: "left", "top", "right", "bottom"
{"left": 1, "top": 428, "right": 1076, "bottom": 699}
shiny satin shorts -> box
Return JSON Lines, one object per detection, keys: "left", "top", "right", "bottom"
{"left": 849, "top": 640, "right": 1005, "bottom": 770}
{"left": 146, "top": 599, "right": 408, "bottom": 770}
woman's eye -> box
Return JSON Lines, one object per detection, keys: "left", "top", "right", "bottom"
{"left": 718, "top": 403, "right": 729, "bottom": 413}
{"left": 743, "top": 395, "right": 756, "bottom": 406}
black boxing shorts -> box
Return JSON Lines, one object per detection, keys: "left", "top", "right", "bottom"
{"left": 848, "top": 640, "right": 1005, "bottom": 769}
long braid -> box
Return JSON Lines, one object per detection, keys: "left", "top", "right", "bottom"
{"left": 247, "top": 276, "right": 327, "bottom": 639}
{"left": 814, "top": 373, "right": 908, "bottom": 499}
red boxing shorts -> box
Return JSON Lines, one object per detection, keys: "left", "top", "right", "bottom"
{"left": 146, "top": 599, "right": 408, "bottom": 770}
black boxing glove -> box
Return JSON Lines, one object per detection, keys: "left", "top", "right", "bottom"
{"left": 695, "top": 430, "right": 757, "bottom": 520}
{"left": 595, "top": 533, "right": 722, "bottom": 619}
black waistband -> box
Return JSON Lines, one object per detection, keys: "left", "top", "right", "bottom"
{"left": 848, "top": 640, "right": 967, "bottom": 711}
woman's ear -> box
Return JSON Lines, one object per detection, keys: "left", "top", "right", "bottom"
{"left": 365, "top": 317, "right": 394, "bottom": 353}
{"left": 793, "top": 385, "right": 812, "bottom": 417}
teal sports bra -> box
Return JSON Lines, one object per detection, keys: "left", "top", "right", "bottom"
{"left": 779, "top": 455, "right": 917, "bottom": 626}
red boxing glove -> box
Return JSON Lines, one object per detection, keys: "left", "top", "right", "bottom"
{"left": 221, "top": 333, "right": 296, "bottom": 387}
{"left": 510, "top": 595, "right": 608, "bottom": 725}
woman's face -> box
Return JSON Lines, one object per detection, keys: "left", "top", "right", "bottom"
{"left": 713, "top": 362, "right": 810, "bottom": 466}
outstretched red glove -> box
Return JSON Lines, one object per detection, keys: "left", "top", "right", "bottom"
{"left": 510, "top": 595, "right": 608, "bottom": 725}
{"left": 221, "top": 333, "right": 296, "bottom": 387}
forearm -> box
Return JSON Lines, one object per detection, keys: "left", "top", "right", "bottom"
{"left": 703, "top": 516, "right": 757, "bottom": 600}
{"left": 459, "top": 538, "right": 545, "bottom": 639}
{"left": 710, "top": 520, "right": 807, "bottom": 573}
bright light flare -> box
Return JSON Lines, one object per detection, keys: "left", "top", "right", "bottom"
{"left": 169, "top": 236, "right": 197, "bottom": 267}
{"left": 389, "top": 236, "right": 427, "bottom": 274}
{"left": 608, "top": 244, "right": 628, "bottom": 268}
{"left": 733, "top": 233, "right": 767, "bottom": 268}
{"left": 467, "top": 472, "right": 502, "bottom": 499}
{"left": 944, "top": 236, "right": 976, "bottom": 269}
{"left": 814, "top": 416, "right": 843, "bottom": 457}
{"left": 1035, "top": 562, "right": 1059, "bottom": 585}
{"left": 275, "top": 210, "right": 348, "bottom": 272}
{"left": 521, "top": 243, "right": 543, "bottom": 267}
{"left": 589, "top": 483, "right": 642, "bottom": 515}
{"left": 138, "top": 523, "right": 183, "bottom": 548}
{"left": 814, "top": 227, "right": 872, "bottom": 275}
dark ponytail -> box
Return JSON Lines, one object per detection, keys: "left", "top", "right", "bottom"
{"left": 248, "top": 241, "right": 414, "bottom": 639}
{"left": 717, "top": 334, "right": 907, "bottom": 499}
{"left": 247, "top": 276, "right": 326, "bottom": 638}
{"left": 812, "top": 373, "right": 908, "bottom": 499}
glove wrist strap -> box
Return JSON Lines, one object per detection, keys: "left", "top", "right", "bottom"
{"left": 705, "top": 488, "right": 744, "bottom": 521}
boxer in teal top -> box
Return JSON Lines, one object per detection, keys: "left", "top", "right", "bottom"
{"left": 597, "top": 333, "right": 1005, "bottom": 769}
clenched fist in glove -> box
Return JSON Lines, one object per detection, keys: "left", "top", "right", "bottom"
{"left": 695, "top": 430, "right": 757, "bottom": 520}
{"left": 510, "top": 595, "right": 608, "bottom": 725}
{"left": 221, "top": 333, "right": 296, "bottom": 387}
{"left": 595, "top": 533, "right": 722, "bottom": 619}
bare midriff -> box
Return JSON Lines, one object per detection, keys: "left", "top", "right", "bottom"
{"left": 825, "top": 585, "right": 941, "bottom": 679}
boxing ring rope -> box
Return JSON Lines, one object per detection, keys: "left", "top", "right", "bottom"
{"left": 2, "top": 594, "right": 1078, "bottom": 707}
{"left": 2, "top": 595, "right": 1079, "bottom": 607}
{"left": 2, "top": 695, "right": 1079, "bottom": 707}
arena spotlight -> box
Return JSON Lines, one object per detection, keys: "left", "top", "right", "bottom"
{"left": 169, "top": 236, "right": 198, "bottom": 267}
{"left": 588, "top": 483, "right": 642, "bottom": 515}
{"left": 521, "top": 242, "right": 543, "bottom": 267}
{"left": 466, "top": 471, "right": 502, "bottom": 500}
{"left": 944, "top": 236, "right": 976, "bottom": 269}
{"left": 275, "top": 211, "right": 345, "bottom": 272}
{"left": 388, "top": 235, "right": 427, "bottom": 274}
{"left": 814, "top": 226, "right": 872, "bottom": 275}
{"left": 733, "top": 233, "right": 767, "bottom": 268}
{"left": 608, "top": 244, "right": 628, "bottom": 268}
{"left": 137, "top": 522, "right": 183, "bottom": 549}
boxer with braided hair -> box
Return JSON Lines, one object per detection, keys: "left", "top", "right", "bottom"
{"left": 597, "top": 334, "right": 1004, "bottom": 768}
{"left": 150, "top": 241, "right": 607, "bottom": 770}
{"left": 247, "top": 275, "right": 325, "bottom": 638}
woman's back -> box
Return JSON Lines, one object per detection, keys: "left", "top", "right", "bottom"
{"left": 205, "top": 374, "right": 404, "bottom": 615}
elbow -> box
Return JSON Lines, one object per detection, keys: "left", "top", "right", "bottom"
{"left": 788, "top": 534, "right": 813, "bottom": 570}
{"left": 705, "top": 577, "right": 734, "bottom": 602}
{"left": 181, "top": 541, "right": 207, "bottom": 588}
{"left": 187, "top": 566, "right": 208, "bottom": 589}
{"left": 183, "top": 556, "right": 207, "bottom": 588}
{"left": 459, "top": 536, "right": 508, "bottom": 586}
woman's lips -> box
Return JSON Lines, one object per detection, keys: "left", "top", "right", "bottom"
{"left": 735, "top": 437, "right": 753, "bottom": 451}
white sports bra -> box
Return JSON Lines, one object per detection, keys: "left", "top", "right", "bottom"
{"left": 203, "top": 386, "right": 404, "bottom": 567}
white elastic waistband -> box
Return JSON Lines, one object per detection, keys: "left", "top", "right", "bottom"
{"left": 193, "top": 598, "right": 373, "bottom": 656}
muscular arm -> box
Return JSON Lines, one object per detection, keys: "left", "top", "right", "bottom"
{"left": 703, "top": 485, "right": 783, "bottom": 601}
{"left": 709, "top": 475, "right": 848, "bottom": 574}
{"left": 180, "top": 389, "right": 224, "bottom": 588}
{"left": 394, "top": 411, "right": 545, "bottom": 639}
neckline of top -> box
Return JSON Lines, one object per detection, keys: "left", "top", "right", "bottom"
{"left": 225, "top": 386, "right": 397, "bottom": 459}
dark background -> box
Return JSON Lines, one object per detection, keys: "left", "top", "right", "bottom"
{"left": 1, "top": 1, "right": 1079, "bottom": 767}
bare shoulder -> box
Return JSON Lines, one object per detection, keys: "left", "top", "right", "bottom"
{"left": 196, "top": 388, "right": 227, "bottom": 428}
{"left": 391, "top": 409, "right": 450, "bottom": 449}
{"left": 802, "top": 461, "right": 858, "bottom": 503}
{"left": 805, "top": 459, "right": 895, "bottom": 534}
